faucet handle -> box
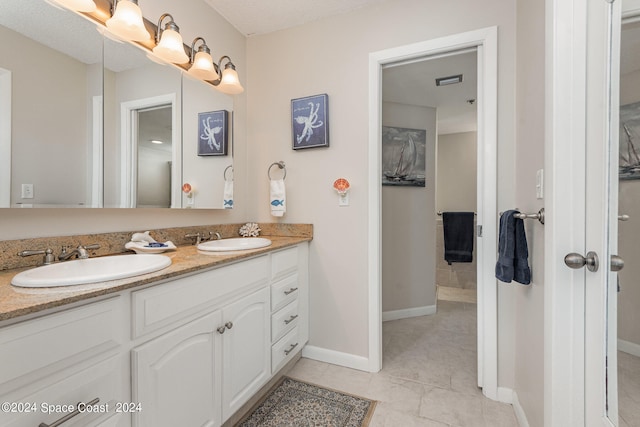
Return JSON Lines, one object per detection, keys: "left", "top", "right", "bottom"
{"left": 185, "top": 232, "right": 202, "bottom": 245}
{"left": 82, "top": 244, "right": 100, "bottom": 250}
{"left": 18, "top": 248, "right": 55, "bottom": 265}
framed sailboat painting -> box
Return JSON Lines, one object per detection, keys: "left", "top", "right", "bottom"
{"left": 381, "top": 126, "right": 426, "bottom": 187}
{"left": 620, "top": 101, "right": 640, "bottom": 180}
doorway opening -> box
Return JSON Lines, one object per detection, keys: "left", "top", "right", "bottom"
{"left": 120, "top": 93, "right": 178, "bottom": 208}
{"left": 368, "top": 27, "right": 498, "bottom": 400}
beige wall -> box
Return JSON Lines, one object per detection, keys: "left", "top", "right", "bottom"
{"left": 1, "top": 25, "right": 88, "bottom": 206}
{"left": 0, "top": 0, "right": 248, "bottom": 239}
{"left": 381, "top": 102, "right": 437, "bottom": 313}
{"left": 436, "top": 132, "right": 477, "bottom": 212}
{"left": 247, "top": 0, "right": 517, "bottom": 366}
{"left": 514, "top": 0, "right": 545, "bottom": 425}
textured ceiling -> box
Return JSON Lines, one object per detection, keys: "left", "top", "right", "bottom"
{"left": 204, "top": 0, "right": 387, "bottom": 36}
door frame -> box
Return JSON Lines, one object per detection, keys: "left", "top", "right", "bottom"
{"left": 120, "top": 93, "right": 179, "bottom": 208}
{"left": 368, "top": 26, "right": 499, "bottom": 399}
{"left": 0, "top": 69, "right": 11, "bottom": 208}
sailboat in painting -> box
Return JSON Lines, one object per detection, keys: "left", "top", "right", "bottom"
{"left": 620, "top": 101, "right": 640, "bottom": 180}
{"left": 382, "top": 126, "right": 426, "bottom": 187}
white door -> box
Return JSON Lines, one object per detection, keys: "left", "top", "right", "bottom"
{"left": 221, "top": 287, "right": 271, "bottom": 420}
{"left": 546, "top": 0, "right": 622, "bottom": 425}
{"left": 132, "top": 311, "right": 223, "bottom": 427}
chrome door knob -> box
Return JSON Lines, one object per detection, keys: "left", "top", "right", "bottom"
{"left": 618, "top": 214, "right": 630, "bottom": 221}
{"left": 564, "top": 251, "right": 599, "bottom": 272}
{"left": 611, "top": 255, "right": 624, "bottom": 272}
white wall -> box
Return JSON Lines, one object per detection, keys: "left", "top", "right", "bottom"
{"left": 247, "top": 0, "right": 517, "bottom": 371}
{"left": 0, "top": 0, "right": 247, "bottom": 239}
{"left": 381, "top": 102, "right": 437, "bottom": 313}
{"left": 514, "top": 0, "right": 545, "bottom": 425}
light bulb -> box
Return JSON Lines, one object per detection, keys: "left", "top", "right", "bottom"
{"left": 106, "top": 0, "right": 150, "bottom": 42}
{"left": 153, "top": 28, "right": 189, "bottom": 64}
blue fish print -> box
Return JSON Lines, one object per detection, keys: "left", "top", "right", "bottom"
{"left": 224, "top": 199, "right": 234, "bottom": 207}
{"left": 271, "top": 199, "right": 284, "bottom": 207}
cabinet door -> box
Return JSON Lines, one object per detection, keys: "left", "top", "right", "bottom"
{"left": 222, "top": 288, "right": 270, "bottom": 420}
{"left": 132, "top": 311, "right": 222, "bottom": 427}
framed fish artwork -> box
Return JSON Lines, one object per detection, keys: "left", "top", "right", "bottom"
{"left": 197, "top": 110, "right": 228, "bottom": 156}
{"left": 291, "top": 94, "right": 329, "bottom": 150}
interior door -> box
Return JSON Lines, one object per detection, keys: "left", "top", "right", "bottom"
{"left": 582, "top": 0, "right": 622, "bottom": 425}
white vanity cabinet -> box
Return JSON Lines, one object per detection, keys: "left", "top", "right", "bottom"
{"left": 0, "top": 297, "right": 128, "bottom": 427}
{"left": 132, "top": 311, "right": 224, "bottom": 427}
{"left": 0, "top": 242, "right": 309, "bottom": 427}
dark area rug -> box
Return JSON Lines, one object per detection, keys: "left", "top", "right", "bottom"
{"left": 237, "top": 377, "right": 377, "bottom": 427}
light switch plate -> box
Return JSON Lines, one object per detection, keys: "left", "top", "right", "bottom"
{"left": 536, "top": 169, "right": 544, "bottom": 199}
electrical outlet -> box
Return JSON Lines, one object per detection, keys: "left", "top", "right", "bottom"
{"left": 21, "top": 184, "right": 34, "bottom": 199}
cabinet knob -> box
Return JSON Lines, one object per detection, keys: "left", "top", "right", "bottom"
{"left": 217, "top": 326, "right": 227, "bottom": 334}
{"left": 225, "top": 321, "right": 233, "bottom": 330}
{"left": 284, "top": 287, "right": 298, "bottom": 295}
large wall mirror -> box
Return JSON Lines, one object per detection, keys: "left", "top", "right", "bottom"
{"left": 0, "top": 0, "right": 234, "bottom": 209}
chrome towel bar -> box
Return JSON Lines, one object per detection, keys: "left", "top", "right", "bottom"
{"left": 499, "top": 208, "right": 545, "bottom": 225}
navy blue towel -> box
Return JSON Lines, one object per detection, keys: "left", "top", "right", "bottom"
{"left": 495, "top": 210, "right": 531, "bottom": 285}
{"left": 442, "top": 212, "right": 475, "bottom": 265}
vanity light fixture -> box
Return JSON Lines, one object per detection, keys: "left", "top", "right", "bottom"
{"left": 106, "top": 0, "right": 150, "bottom": 42}
{"left": 152, "top": 14, "right": 189, "bottom": 64}
{"left": 216, "top": 56, "right": 245, "bottom": 95}
{"left": 188, "top": 37, "right": 218, "bottom": 81}
{"left": 52, "top": 0, "right": 97, "bottom": 12}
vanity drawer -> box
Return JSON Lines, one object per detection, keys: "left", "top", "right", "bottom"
{"left": 0, "top": 355, "right": 125, "bottom": 427}
{"left": 271, "top": 300, "right": 299, "bottom": 343}
{"left": 271, "top": 246, "right": 299, "bottom": 281}
{"left": 133, "top": 255, "right": 269, "bottom": 338}
{"left": 270, "top": 274, "right": 299, "bottom": 312}
{"left": 271, "top": 327, "right": 300, "bottom": 373}
{"left": 0, "top": 297, "right": 122, "bottom": 394}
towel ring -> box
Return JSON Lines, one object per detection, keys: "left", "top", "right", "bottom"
{"left": 224, "top": 165, "right": 233, "bottom": 181}
{"left": 268, "top": 161, "right": 286, "bottom": 180}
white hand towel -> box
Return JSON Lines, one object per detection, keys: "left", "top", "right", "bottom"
{"left": 223, "top": 180, "right": 234, "bottom": 209}
{"left": 270, "top": 179, "right": 286, "bottom": 217}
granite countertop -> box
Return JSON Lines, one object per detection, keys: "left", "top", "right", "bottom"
{"left": 0, "top": 236, "right": 310, "bottom": 322}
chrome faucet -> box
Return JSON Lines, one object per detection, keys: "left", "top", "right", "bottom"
{"left": 185, "top": 232, "right": 203, "bottom": 245}
{"left": 58, "top": 244, "right": 100, "bottom": 261}
{"left": 186, "top": 231, "right": 221, "bottom": 245}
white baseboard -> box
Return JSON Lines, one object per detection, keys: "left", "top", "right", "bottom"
{"left": 496, "top": 387, "right": 513, "bottom": 403}
{"left": 498, "top": 387, "right": 529, "bottom": 427}
{"left": 382, "top": 304, "right": 437, "bottom": 322}
{"left": 618, "top": 339, "right": 640, "bottom": 357}
{"left": 301, "top": 345, "right": 371, "bottom": 372}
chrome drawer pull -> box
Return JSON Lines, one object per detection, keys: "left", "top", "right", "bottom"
{"left": 39, "top": 398, "right": 99, "bottom": 427}
{"left": 284, "top": 287, "right": 298, "bottom": 295}
{"left": 284, "top": 342, "right": 299, "bottom": 356}
{"left": 284, "top": 314, "right": 299, "bottom": 325}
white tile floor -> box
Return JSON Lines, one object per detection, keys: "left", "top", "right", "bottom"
{"left": 288, "top": 298, "right": 519, "bottom": 426}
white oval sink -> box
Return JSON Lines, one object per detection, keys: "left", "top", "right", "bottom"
{"left": 197, "top": 237, "right": 272, "bottom": 252}
{"left": 11, "top": 254, "right": 172, "bottom": 288}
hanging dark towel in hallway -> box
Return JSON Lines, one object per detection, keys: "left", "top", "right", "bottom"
{"left": 495, "top": 210, "right": 531, "bottom": 285}
{"left": 442, "top": 212, "right": 474, "bottom": 265}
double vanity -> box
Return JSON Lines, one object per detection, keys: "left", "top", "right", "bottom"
{"left": 0, "top": 226, "right": 311, "bottom": 427}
